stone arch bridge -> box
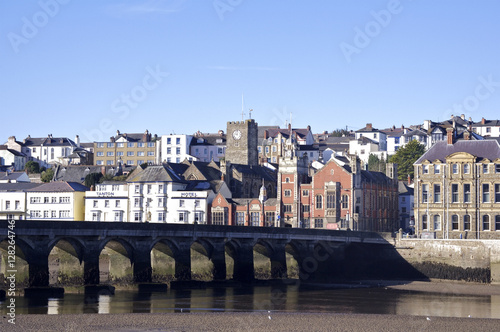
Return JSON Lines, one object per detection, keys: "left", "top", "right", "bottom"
{"left": 0, "top": 220, "right": 394, "bottom": 287}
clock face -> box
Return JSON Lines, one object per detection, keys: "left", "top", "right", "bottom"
{"left": 232, "top": 130, "right": 242, "bottom": 140}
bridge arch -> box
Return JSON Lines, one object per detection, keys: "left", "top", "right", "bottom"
{"left": 98, "top": 237, "right": 135, "bottom": 283}
{"left": 47, "top": 237, "right": 86, "bottom": 285}
{"left": 0, "top": 237, "right": 30, "bottom": 286}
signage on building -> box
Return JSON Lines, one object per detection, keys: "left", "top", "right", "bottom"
{"left": 180, "top": 192, "right": 198, "bottom": 198}
{"left": 97, "top": 192, "right": 115, "bottom": 197}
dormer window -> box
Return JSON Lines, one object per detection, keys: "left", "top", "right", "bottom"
{"left": 434, "top": 165, "right": 440, "bottom": 174}
{"left": 423, "top": 165, "right": 429, "bottom": 174}
{"left": 483, "top": 164, "right": 489, "bottom": 174}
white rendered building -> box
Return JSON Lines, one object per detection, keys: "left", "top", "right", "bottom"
{"left": 156, "top": 134, "right": 196, "bottom": 164}
{"left": 85, "top": 181, "right": 129, "bottom": 222}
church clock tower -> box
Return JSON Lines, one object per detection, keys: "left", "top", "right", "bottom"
{"left": 226, "top": 119, "right": 258, "bottom": 166}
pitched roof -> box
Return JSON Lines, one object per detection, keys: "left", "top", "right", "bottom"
{"left": 415, "top": 140, "right": 500, "bottom": 164}
{"left": 472, "top": 119, "right": 500, "bottom": 127}
{"left": 0, "top": 172, "right": 29, "bottom": 182}
{"left": 26, "top": 181, "right": 89, "bottom": 192}
{"left": 264, "top": 128, "right": 310, "bottom": 140}
{"left": 0, "top": 146, "right": 26, "bottom": 156}
{"left": 398, "top": 181, "right": 414, "bottom": 195}
{"left": 0, "top": 183, "right": 42, "bottom": 192}
{"left": 381, "top": 127, "right": 406, "bottom": 137}
{"left": 23, "top": 136, "right": 76, "bottom": 147}
{"left": 232, "top": 164, "right": 276, "bottom": 182}
{"left": 127, "top": 164, "right": 184, "bottom": 182}
{"left": 402, "top": 129, "right": 428, "bottom": 138}
{"left": 190, "top": 135, "right": 226, "bottom": 146}
{"left": 52, "top": 165, "right": 133, "bottom": 183}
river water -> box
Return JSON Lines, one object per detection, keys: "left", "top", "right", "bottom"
{"left": 2, "top": 283, "right": 500, "bottom": 319}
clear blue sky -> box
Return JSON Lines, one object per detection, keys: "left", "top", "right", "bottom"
{"left": 2, "top": 0, "right": 500, "bottom": 143}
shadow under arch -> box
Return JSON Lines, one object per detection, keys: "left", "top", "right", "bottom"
{"left": 98, "top": 237, "right": 135, "bottom": 284}
{"left": 47, "top": 237, "right": 86, "bottom": 286}
{"left": 151, "top": 238, "right": 179, "bottom": 283}
{"left": 0, "top": 237, "right": 30, "bottom": 287}
{"left": 151, "top": 238, "right": 192, "bottom": 281}
{"left": 190, "top": 239, "right": 214, "bottom": 281}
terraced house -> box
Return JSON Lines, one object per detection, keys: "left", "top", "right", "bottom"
{"left": 414, "top": 128, "right": 500, "bottom": 239}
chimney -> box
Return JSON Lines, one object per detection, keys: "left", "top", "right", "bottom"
{"left": 464, "top": 131, "right": 470, "bottom": 140}
{"left": 288, "top": 123, "right": 292, "bottom": 131}
{"left": 366, "top": 123, "right": 372, "bottom": 130}
{"left": 116, "top": 130, "right": 120, "bottom": 136}
{"left": 481, "top": 117, "right": 486, "bottom": 125}
{"left": 263, "top": 130, "right": 268, "bottom": 140}
{"left": 461, "top": 114, "right": 465, "bottom": 120}
{"left": 408, "top": 174, "right": 411, "bottom": 185}
{"left": 447, "top": 127, "right": 454, "bottom": 145}
{"left": 75, "top": 135, "right": 80, "bottom": 147}
{"left": 307, "top": 125, "right": 311, "bottom": 132}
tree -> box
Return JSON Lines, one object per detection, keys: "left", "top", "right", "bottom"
{"left": 84, "top": 172, "right": 103, "bottom": 188}
{"left": 367, "top": 154, "right": 386, "bottom": 172}
{"left": 25, "top": 161, "right": 40, "bottom": 174}
{"left": 389, "top": 140, "right": 426, "bottom": 181}
{"left": 330, "top": 128, "right": 351, "bottom": 137}
{"left": 40, "top": 168, "right": 54, "bottom": 182}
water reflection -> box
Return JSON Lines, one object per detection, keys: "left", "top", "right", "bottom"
{"left": 2, "top": 284, "right": 500, "bottom": 319}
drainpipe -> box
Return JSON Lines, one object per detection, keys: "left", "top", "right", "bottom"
{"left": 476, "top": 163, "right": 480, "bottom": 240}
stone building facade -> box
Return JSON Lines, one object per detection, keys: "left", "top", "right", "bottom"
{"left": 414, "top": 132, "right": 500, "bottom": 239}
{"left": 94, "top": 130, "right": 157, "bottom": 166}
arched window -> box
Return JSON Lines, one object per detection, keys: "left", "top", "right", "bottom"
{"left": 315, "top": 195, "right": 323, "bottom": 209}
{"left": 422, "top": 215, "right": 428, "bottom": 230}
{"left": 341, "top": 195, "right": 349, "bottom": 209}
{"left": 452, "top": 215, "right": 459, "bottom": 230}
{"left": 433, "top": 215, "right": 441, "bottom": 230}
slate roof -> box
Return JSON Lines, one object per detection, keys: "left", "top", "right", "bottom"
{"left": 355, "top": 136, "right": 378, "bottom": 145}
{"left": 190, "top": 135, "right": 226, "bottom": 146}
{"left": 381, "top": 127, "right": 405, "bottom": 137}
{"left": 398, "top": 181, "right": 414, "bottom": 195}
{"left": 264, "top": 128, "right": 310, "bottom": 140}
{"left": 231, "top": 164, "right": 276, "bottom": 182}
{"left": 356, "top": 124, "right": 380, "bottom": 133}
{"left": 0, "top": 146, "right": 26, "bottom": 156}
{"left": 360, "top": 170, "right": 394, "bottom": 185}
{"left": 127, "top": 164, "right": 184, "bottom": 183}
{"left": 472, "top": 119, "right": 500, "bottom": 127}
{"left": 258, "top": 126, "right": 280, "bottom": 140}
{"left": 415, "top": 140, "right": 500, "bottom": 164}
{"left": 0, "top": 172, "right": 28, "bottom": 182}
{"left": 22, "top": 136, "right": 76, "bottom": 147}
{"left": 182, "top": 160, "right": 221, "bottom": 181}
{"left": 403, "top": 129, "right": 428, "bottom": 137}
{"left": 52, "top": 165, "right": 134, "bottom": 183}
{"left": 0, "top": 183, "right": 41, "bottom": 192}
{"left": 113, "top": 131, "right": 153, "bottom": 143}
{"left": 26, "top": 181, "right": 89, "bottom": 192}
